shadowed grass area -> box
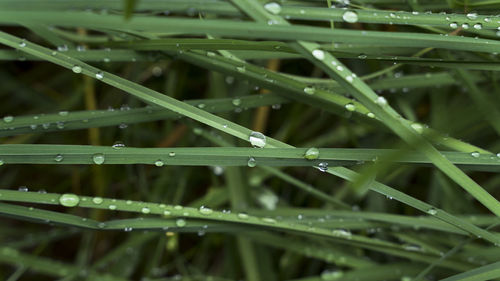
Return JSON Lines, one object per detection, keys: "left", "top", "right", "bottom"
{"left": 0, "top": 0, "right": 500, "bottom": 280}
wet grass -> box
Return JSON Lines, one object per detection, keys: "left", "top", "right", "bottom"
{"left": 0, "top": 0, "right": 500, "bottom": 280}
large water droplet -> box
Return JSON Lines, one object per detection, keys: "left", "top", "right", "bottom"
{"left": 176, "top": 218, "right": 186, "bottom": 227}
{"left": 112, "top": 141, "right": 125, "bottom": 149}
{"left": 264, "top": 2, "right": 282, "bottom": 14}
{"left": 54, "top": 154, "right": 64, "bottom": 162}
{"left": 342, "top": 11, "right": 358, "bottom": 23}
{"left": 318, "top": 162, "right": 328, "bottom": 172}
{"left": 92, "top": 197, "right": 103, "bottom": 204}
{"left": 95, "top": 72, "right": 104, "bottom": 80}
{"left": 449, "top": 22, "right": 458, "bottom": 28}
{"left": 473, "top": 23, "right": 482, "bottom": 29}
{"left": 376, "top": 96, "right": 387, "bottom": 106}
{"left": 471, "top": 151, "right": 480, "bottom": 158}
{"left": 141, "top": 207, "right": 150, "bottom": 214}
{"left": 247, "top": 157, "right": 257, "bottom": 167}
{"left": 59, "top": 193, "right": 80, "bottom": 207}
{"left": 199, "top": 206, "right": 213, "bottom": 215}
{"left": 3, "top": 116, "right": 14, "bottom": 123}
{"left": 232, "top": 98, "right": 241, "bottom": 106}
{"left": 303, "top": 86, "right": 316, "bottom": 95}
{"left": 155, "top": 160, "right": 164, "bottom": 167}
{"left": 72, "top": 65, "right": 82, "bottom": 73}
{"left": 249, "top": 131, "right": 266, "bottom": 148}
{"left": 19, "top": 40, "right": 26, "bottom": 47}
{"left": 92, "top": 153, "right": 105, "bottom": 165}
{"left": 427, "top": 208, "right": 438, "bottom": 215}
{"left": 237, "top": 213, "right": 249, "bottom": 219}
{"left": 304, "top": 148, "right": 319, "bottom": 160}
{"left": 345, "top": 103, "right": 356, "bottom": 111}
{"left": 312, "top": 49, "right": 325, "bottom": 60}
{"left": 466, "top": 12, "right": 478, "bottom": 20}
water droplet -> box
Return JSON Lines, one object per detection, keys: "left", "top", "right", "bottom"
{"left": 342, "top": 11, "right": 358, "bottom": 23}
{"left": 155, "top": 160, "right": 164, "bottom": 167}
{"left": 249, "top": 131, "right": 266, "bottom": 148}
{"left": 389, "top": 12, "right": 396, "bottom": 18}
{"left": 108, "top": 205, "right": 117, "bottom": 210}
{"left": 54, "top": 154, "right": 64, "bottom": 162}
{"left": 473, "top": 23, "right": 482, "bottom": 29}
{"left": 410, "top": 123, "right": 424, "bottom": 134}
{"left": 232, "top": 98, "right": 241, "bottom": 106}
{"left": 321, "top": 270, "right": 343, "bottom": 280}
{"left": 264, "top": 2, "right": 281, "bottom": 14}
{"left": 197, "top": 103, "right": 206, "bottom": 109}
{"left": 403, "top": 244, "right": 422, "bottom": 252}
{"left": 304, "top": 148, "right": 320, "bottom": 160}
{"left": 0, "top": 159, "right": 4, "bottom": 166}
{"left": 199, "top": 206, "right": 213, "bottom": 215}
{"left": 345, "top": 103, "right": 356, "bottom": 111}
{"left": 427, "top": 208, "right": 438, "bottom": 215}
{"left": 163, "top": 210, "right": 171, "bottom": 216}
{"left": 112, "top": 141, "right": 125, "bottom": 149}
{"left": 247, "top": 157, "right": 257, "bottom": 167}
{"left": 57, "top": 45, "right": 68, "bottom": 52}
{"left": 462, "top": 23, "right": 469, "bottom": 29}
{"left": 59, "top": 193, "right": 80, "bottom": 207}
{"left": 318, "top": 162, "right": 328, "bottom": 172}
{"left": 303, "top": 86, "right": 316, "bottom": 95}
{"left": 124, "top": 227, "right": 133, "bottom": 232}
{"left": 237, "top": 213, "right": 249, "bottom": 219}
{"left": 72, "top": 65, "right": 82, "bottom": 73}
{"left": 332, "top": 229, "right": 352, "bottom": 238}
{"left": 3, "top": 116, "right": 14, "bottom": 123}
{"left": 18, "top": 186, "right": 28, "bottom": 192}
{"left": 95, "top": 72, "right": 104, "bottom": 80}
{"left": 92, "top": 153, "right": 105, "bottom": 165}
{"left": 471, "top": 151, "right": 480, "bottom": 158}
{"left": 450, "top": 22, "right": 458, "bottom": 28}
{"left": 168, "top": 152, "right": 176, "bottom": 157}
{"left": 367, "top": 112, "right": 375, "bottom": 118}
{"left": 19, "top": 40, "right": 26, "bottom": 47}
{"left": 261, "top": 217, "right": 277, "bottom": 224}
{"left": 174, "top": 205, "right": 183, "bottom": 210}
{"left": 376, "top": 96, "right": 387, "bottom": 106}
{"left": 58, "top": 111, "right": 68, "bottom": 116}
{"left": 236, "top": 66, "right": 246, "bottom": 73}
{"left": 212, "top": 166, "right": 224, "bottom": 175}
{"left": 176, "top": 219, "right": 186, "bottom": 227}
{"left": 141, "top": 207, "right": 150, "bottom": 214}
{"left": 92, "top": 197, "right": 103, "bottom": 204}
{"left": 466, "top": 12, "right": 478, "bottom": 20}
{"left": 312, "top": 49, "right": 325, "bottom": 60}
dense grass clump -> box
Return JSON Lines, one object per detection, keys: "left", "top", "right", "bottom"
{"left": 1, "top": 0, "right": 500, "bottom": 280}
